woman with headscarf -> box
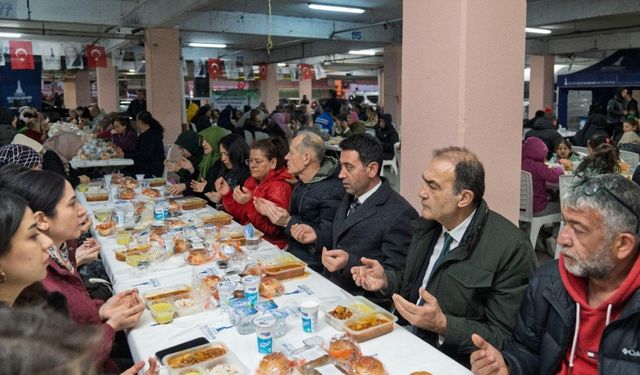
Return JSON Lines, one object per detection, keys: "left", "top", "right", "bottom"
{"left": 166, "top": 130, "right": 204, "bottom": 196}
{"left": 193, "top": 104, "right": 213, "bottom": 132}
{"left": 0, "top": 144, "right": 43, "bottom": 170}
{"left": 217, "top": 105, "right": 235, "bottom": 132}
{"left": 42, "top": 132, "right": 89, "bottom": 187}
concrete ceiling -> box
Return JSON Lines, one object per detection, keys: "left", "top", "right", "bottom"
{"left": 1, "top": 0, "right": 640, "bottom": 78}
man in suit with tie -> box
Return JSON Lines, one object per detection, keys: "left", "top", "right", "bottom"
{"left": 351, "top": 147, "right": 537, "bottom": 366}
{"left": 294, "top": 133, "right": 418, "bottom": 306}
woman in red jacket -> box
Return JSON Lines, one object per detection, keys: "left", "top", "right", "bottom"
{"left": 221, "top": 138, "right": 293, "bottom": 248}
{"left": 0, "top": 168, "right": 144, "bottom": 373}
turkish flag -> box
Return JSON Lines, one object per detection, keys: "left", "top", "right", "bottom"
{"left": 9, "top": 40, "right": 34, "bottom": 70}
{"left": 258, "top": 64, "right": 267, "bottom": 80}
{"left": 300, "top": 64, "right": 313, "bottom": 80}
{"left": 237, "top": 81, "right": 246, "bottom": 90}
{"left": 86, "top": 45, "right": 107, "bottom": 68}
{"left": 208, "top": 58, "right": 224, "bottom": 79}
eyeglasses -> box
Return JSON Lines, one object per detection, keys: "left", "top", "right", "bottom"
{"left": 572, "top": 177, "right": 640, "bottom": 234}
{"left": 245, "top": 158, "right": 267, "bottom": 166}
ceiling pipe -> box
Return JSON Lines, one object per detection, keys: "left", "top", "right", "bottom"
{"left": 329, "top": 18, "right": 402, "bottom": 39}
{"left": 0, "top": 26, "right": 143, "bottom": 40}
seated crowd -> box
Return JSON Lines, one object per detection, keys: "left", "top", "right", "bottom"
{"left": 0, "top": 97, "right": 638, "bottom": 375}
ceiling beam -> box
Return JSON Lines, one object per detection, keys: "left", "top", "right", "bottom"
{"left": 526, "top": 28, "right": 640, "bottom": 55}
{"left": 526, "top": 0, "right": 640, "bottom": 27}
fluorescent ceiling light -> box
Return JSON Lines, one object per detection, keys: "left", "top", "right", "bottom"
{"left": 525, "top": 27, "right": 551, "bottom": 35}
{"left": 128, "top": 69, "right": 136, "bottom": 73}
{"left": 308, "top": 3, "right": 365, "bottom": 14}
{"left": 277, "top": 63, "right": 287, "bottom": 67}
{"left": 348, "top": 49, "right": 376, "bottom": 56}
{"left": 0, "top": 32, "right": 22, "bottom": 38}
{"left": 188, "top": 42, "right": 227, "bottom": 48}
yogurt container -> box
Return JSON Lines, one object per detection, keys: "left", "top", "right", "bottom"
{"left": 254, "top": 314, "right": 276, "bottom": 354}
{"left": 242, "top": 275, "right": 260, "bottom": 305}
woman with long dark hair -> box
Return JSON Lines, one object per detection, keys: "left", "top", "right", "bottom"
{"left": 116, "top": 111, "right": 165, "bottom": 177}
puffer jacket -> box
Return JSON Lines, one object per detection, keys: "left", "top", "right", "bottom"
{"left": 502, "top": 259, "right": 640, "bottom": 374}
{"left": 285, "top": 156, "right": 345, "bottom": 270}
{"left": 521, "top": 136, "right": 564, "bottom": 213}
{"left": 222, "top": 167, "right": 293, "bottom": 249}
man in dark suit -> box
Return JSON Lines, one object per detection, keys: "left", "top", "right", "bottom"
{"left": 294, "top": 134, "right": 418, "bottom": 305}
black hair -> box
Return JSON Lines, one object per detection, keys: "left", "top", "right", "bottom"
{"left": 534, "top": 110, "right": 545, "bottom": 118}
{"left": 0, "top": 192, "right": 29, "bottom": 256}
{"left": 251, "top": 138, "right": 287, "bottom": 170}
{"left": 0, "top": 108, "right": 14, "bottom": 125}
{"left": 587, "top": 134, "right": 609, "bottom": 149}
{"left": 433, "top": 147, "right": 486, "bottom": 206}
{"left": 554, "top": 138, "right": 575, "bottom": 154}
{"left": 0, "top": 168, "right": 66, "bottom": 218}
{"left": 137, "top": 111, "right": 164, "bottom": 135}
{"left": 113, "top": 116, "right": 134, "bottom": 132}
{"left": 339, "top": 134, "right": 383, "bottom": 176}
{"left": 219, "top": 133, "right": 249, "bottom": 170}
{"left": 381, "top": 113, "right": 393, "bottom": 126}
{"left": 575, "top": 143, "right": 620, "bottom": 177}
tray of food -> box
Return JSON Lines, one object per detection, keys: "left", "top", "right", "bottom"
{"left": 114, "top": 243, "right": 152, "bottom": 262}
{"left": 343, "top": 312, "right": 397, "bottom": 343}
{"left": 260, "top": 253, "right": 307, "bottom": 281}
{"left": 85, "top": 191, "right": 110, "bottom": 202}
{"left": 95, "top": 220, "right": 115, "bottom": 236}
{"left": 174, "top": 197, "right": 208, "bottom": 211}
{"left": 147, "top": 178, "right": 166, "bottom": 187}
{"left": 321, "top": 296, "right": 385, "bottom": 331}
{"left": 200, "top": 212, "right": 233, "bottom": 226}
{"left": 119, "top": 188, "right": 136, "bottom": 200}
{"left": 143, "top": 284, "right": 192, "bottom": 304}
{"left": 162, "top": 342, "right": 228, "bottom": 372}
{"left": 141, "top": 187, "right": 161, "bottom": 198}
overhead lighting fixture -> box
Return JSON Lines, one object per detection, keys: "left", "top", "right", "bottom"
{"left": 0, "top": 32, "right": 22, "bottom": 38}
{"left": 348, "top": 49, "right": 376, "bottom": 56}
{"left": 188, "top": 42, "right": 227, "bottom": 48}
{"left": 128, "top": 69, "right": 136, "bottom": 73}
{"left": 308, "top": 3, "right": 365, "bottom": 14}
{"left": 277, "top": 63, "right": 287, "bottom": 67}
{"left": 525, "top": 27, "right": 552, "bottom": 35}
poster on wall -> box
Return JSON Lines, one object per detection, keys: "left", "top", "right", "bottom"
{"left": 0, "top": 55, "right": 42, "bottom": 109}
{"left": 38, "top": 42, "right": 61, "bottom": 70}
{"left": 63, "top": 43, "right": 83, "bottom": 70}
{"left": 210, "top": 89, "right": 259, "bottom": 111}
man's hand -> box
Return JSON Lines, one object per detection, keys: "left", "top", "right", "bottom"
{"left": 168, "top": 183, "right": 186, "bottom": 196}
{"left": 256, "top": 197, "right": 291, "bottom": 226}
{"left": 215, "top": 177, "right": 231, "bottom": 196}
{"left": 392, "top": 288, "right": 447, "bottom": 335}
{"left": 232, "top": 185, "right": 252, "bottom": 204}
{"left": 470, "top": 334, "right": 509, "bottom": 375}
{"left": 190, "top": 178, "right": 207, "bottom": 193}
{"left": 290, "top": 223, "right": 318, "bottom": 244}
{"left": 121, "top": 357, "right": 160, "bottom": 375}
{"left": 351, "top": 257, "right": 388, "bottom": 291}
{"left": 76, "top": 238, "right": 101, "bottom": 267}
{"left": 322, "top": 247, "right": 349, "bottom": 272}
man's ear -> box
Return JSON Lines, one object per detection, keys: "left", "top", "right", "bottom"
{"left": 613, "top": 233, "right": 638, "bottom": 262}
{"left": 33, "top": 211, "right": 50, "bottom": 232}
{"left": 457, "top": 190, "right": 475, "bottom": 209}
{"left": 367, "top": 162, "right": 380, "bottom": 178}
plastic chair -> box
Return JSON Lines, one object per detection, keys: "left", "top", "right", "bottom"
{"left": 244, "top": 130, "right": 254, "bottom": 145}
{"left": 572, "top": 146, "right": 588, "bottom": 155}
{"left": 554, "top": 174, "right": 576, "bottom": 258}
{"left": 381, "top": 142, "right": 400, "bottom": 177}
{"left": 619, "top": 149, "right": 639, "bottom": 168}
{"left": 254, "top": 131, "right": 269, "bottom": 140}
{"left": 519, "top": 170, "right": 562, "bottom": 248}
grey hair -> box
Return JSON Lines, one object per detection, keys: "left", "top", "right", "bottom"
{"left": 296, "top": 131, "right": 325, "bottom": 162}
{"left": 564, "top": 174, "right": 640, "bottom": 239}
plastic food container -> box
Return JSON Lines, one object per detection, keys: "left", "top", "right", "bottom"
{"left": 200, "top": 212, "right": 233, "bottom": 226}
{"left": 149, "top": 300, "right": 175, "bottom": 324}
{"left": 85, "top": 191, "right": 109, "bottom": 202}
{"left": 143, "top": 284, "right": 192, "bottom": 305}
{"left": 162, "top": 342, "right": 228, "bottom": 372}
{"left": 176, "top": 197, "right": 208, "bottom": 211}
{"left": 321, "top": 296, "right": 384, "bottom": 331}
{"left": 259, "top": 253, "right": 307, "bottom": 280}
{"left": 343, "top": 312, "right": 398, "bottom": 342}
{"left": 147, "top": 178, "right": 166, "bottom": 187}
{"left": 173, "top": 294, "right": 201, "bottom": 317}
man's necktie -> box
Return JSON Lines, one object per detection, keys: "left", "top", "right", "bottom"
{"left": 347, "top": 197, "right": 361, "bottom": 217}
{"left": 431, "top": 232, "right": 454, "bottom": 273}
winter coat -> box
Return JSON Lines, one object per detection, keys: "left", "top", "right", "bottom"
{"left": 329, "top": 179, "right": 418, "bottom": 307}
{"left": 382, "top": 201, "right": 536, "bottom": 367}
{"left": 574, "top": 113, "right": 610, "bottom": 147}
{"left": 524, "top": 118, "right": 563, "bottom": 159}
{"left": 502, "top": 257, "right": 640, "bottom": 375}
{"left": 222, "top": 168, "right": 293, "bottom": 249}
{"left": 0, "top": 124, "right": 17, "bottom": 146}
{"left": 374, "top": 125, "right": 399, "bottom": 159}
{"left": 124, "top": 127, "right": 165, "bottom": 178}
{"left": 111, "top": 130, "right": 137, "bottom": 153}
{"left": 285, "top": 157, "right": 345, "bottom": 270}
{"left": 521, "top": 137, "right": 564, "bottom": 213}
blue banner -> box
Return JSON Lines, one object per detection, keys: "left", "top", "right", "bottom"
{"left": 0, "top": 54, "right": 42, "bottom": 109}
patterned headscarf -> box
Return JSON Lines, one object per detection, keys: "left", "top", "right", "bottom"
{"left": 0, "top": 144, "right": 43, "bottom": 169}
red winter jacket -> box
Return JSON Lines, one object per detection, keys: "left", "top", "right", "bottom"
{"left": 222, "top": 168, "right": 293, "bottom": 249}
{"left": 42, "top": 241, "right": 119, "bottom": 373}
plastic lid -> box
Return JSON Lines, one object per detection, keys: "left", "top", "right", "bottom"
{"left": 254, "top": 314, "right": 277, "bottom": 328}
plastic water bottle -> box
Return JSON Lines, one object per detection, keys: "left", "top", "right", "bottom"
{"left": 154, "top": 200, "right": 165, "bottom": 222}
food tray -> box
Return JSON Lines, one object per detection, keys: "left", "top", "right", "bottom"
{"left": 201, "top": 212, "right": 233, "bottom": 226}
{"left": 343, "top": 312, "right": 397, "bottom": 343}
{"left": 143, "top": 284, "right": 192, "bottom": 304}
{"left": 85, "top": 191, "right": 109, "bottom": 202}
{"left": 162, "top": 342, "right": 228, "bottom": 372}
{"left": 147, "top": 178, "right": 166, "bottom": 187}
{"left": 261, "top": 253, "right": 307, "bottom": 280}
{"left": 321, "top": 295, "right": 386, "bottom": 330}
{"left": 176, "top": 197, "right": 208, "bottom": 211}
{"left": 167, "top": 351, "right": 250, "bottom": 375}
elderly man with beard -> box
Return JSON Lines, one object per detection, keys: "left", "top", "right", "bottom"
{"left": 471, "top": 174, "right": 640, "bottom": 375}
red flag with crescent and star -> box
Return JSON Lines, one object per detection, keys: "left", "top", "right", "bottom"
{"left": 208, "top": 58, "right": 224, "bottom": 79}
{"left": 300, "top": 64, "right": 313, "bottom": 80}
{"left": 258, "top": 64, "right": 267, "bottom": 80}
{"left": 86, "top": 45, "right": 107, "bottom": 68}
{"left": 9, "top": 40, "right": 34, "bottom": 70}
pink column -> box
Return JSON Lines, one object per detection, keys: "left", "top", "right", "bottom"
{"left": 145, "top": 28, "right": 183, "bottom": 144}
{"left": 96, "top": 62, "right": 119, "bottom": 113}
{"left": 299, "top": 79, "right": 312, "bottom": 103}
{"left": 529, "top": 55, "right": 555, "bottom": 114}
{"left": 63, "top": 80, "right": 77, "bottom": 109}
{"left": 401, "top": 0, "right": 526, "bottom": 222}
{"left": 383, "top": 44, "right": 402, "bottom": 129}
{"left": 64, "top": 71, "right": 91, "bottom": 108}
{"left": 260, "top": 64, "right": 279, "bottom": 112}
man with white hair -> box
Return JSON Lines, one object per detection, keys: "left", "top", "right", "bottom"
{"left": 471, "top": 174, "right": 640, "bottom": 375}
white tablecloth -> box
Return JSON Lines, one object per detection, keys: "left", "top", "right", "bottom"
{"left": 79, "top": 193, "right": 471, "bottom": 374}
{"left": 70, "top": 158, "right": 134, "bottom": 169}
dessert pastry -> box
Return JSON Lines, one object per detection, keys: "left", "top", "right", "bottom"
{"left": 328, "top": 336, "right": 361, "bottom": 364}
{"left": 259, "top": 276, "right": 285, "bottom": 298}
{"left": 96, "top": 221, "right": 114, "bottom": 236}
{"left": 174, "top": 238, "right": 188, "bottom": 253}
{"left": 257, "top": 352, "right": 292, "bottom": 375}
{"left": 141, "top": 187, "right": 161, "bottom": 198}
{"left": 351, "top": 356, "right": 387, "bottom": 375}
{"left": 119, "top": 188, "right": 135, "bottom": 200}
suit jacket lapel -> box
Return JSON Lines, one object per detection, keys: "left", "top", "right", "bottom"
{"left": 335, "top": 181, "right": 391, "bottom": 239}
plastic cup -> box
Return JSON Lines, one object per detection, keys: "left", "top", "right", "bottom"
{"left": 104, "top": 174, "right": 112, "bottom": 189}
{"left": 242, "top": 275, "right": 261, "bottom": 305}
{"left": 300, "top": 300, "right": 319, "bottom": 333}
{"left": 245, "top": 237, "right": 261, "bottom": 251}
{"left": 217, "top": 281, "right": 236, "bottom": 312}
{"left": 135, "top": 174, "right": 145, "bottom": 182}
{"left": 116, "top": 228, "right": 132, "bottom": 245}
{"left": 254, "top": 314, "right": 276, "bottom": 354}
{"left": 149, "top": 300, "right": 174, "bottom": 324}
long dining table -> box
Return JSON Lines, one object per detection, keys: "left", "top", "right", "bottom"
{"left": 79, "top": 189, "right": 471, "bottom": 374}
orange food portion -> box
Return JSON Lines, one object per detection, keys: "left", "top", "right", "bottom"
{"left": 141, "top": 188, "right": 160, "bottom": 198}
{"left": 345, "top": 315, "right": 391, "bottom": 331}
{"left": 329, "top": 305, "right": 353, "bottom": 320}
{"left": 166, "top": 346, "right": 226, "bottom": 368}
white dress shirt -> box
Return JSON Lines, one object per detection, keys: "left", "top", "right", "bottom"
{"left": 355, "top": 180, "right": 382, "bottom": 204}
